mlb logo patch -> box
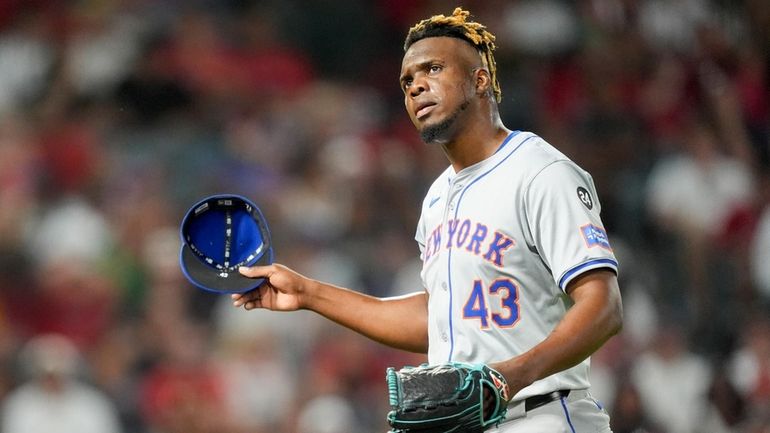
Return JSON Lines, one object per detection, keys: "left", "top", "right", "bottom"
{"left": 581, "top": 224, "right": 612, "bottom": 250}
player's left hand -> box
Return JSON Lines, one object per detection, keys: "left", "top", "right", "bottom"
{"left": 386, "top": 363, "right": 509, "bottom": 433}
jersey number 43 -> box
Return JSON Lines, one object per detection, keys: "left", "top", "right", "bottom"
{"left": 462, "top": 279, "right": 520, "bottom": 328}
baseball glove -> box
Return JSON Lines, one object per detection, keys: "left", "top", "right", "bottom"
{"left": 385, "top": 362, "right": 510, "bottom": 433}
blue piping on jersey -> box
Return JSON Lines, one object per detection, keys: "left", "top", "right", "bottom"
{"left": 494, "top": 131, "right": 519, "bottom": 154}
{"left": 560, "top": 396, "right": 577, "bottom": 433}
{"left": 558, "top": 258, "right": 618, "bottom": 291}
{"left": 446, "top": 130, "right": 532, "bottom": 362}
{"left": 594, "top": 398, "right": 604, "bottom": 411}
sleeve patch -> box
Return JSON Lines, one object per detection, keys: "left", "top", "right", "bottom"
{"left": 581, "top": 224, "right": 612, "bottom": 250}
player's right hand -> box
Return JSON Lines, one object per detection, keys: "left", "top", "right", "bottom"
{"left": 231, "top": 264, "right": 308, "bottom": 312}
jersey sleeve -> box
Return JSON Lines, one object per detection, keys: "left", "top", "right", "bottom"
{"left": 524, "top": 160, "right": 618, "bottom": 292}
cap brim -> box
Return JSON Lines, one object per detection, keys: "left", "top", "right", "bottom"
{"left": 180, "top": 243, "right": 272, "bottom": 294}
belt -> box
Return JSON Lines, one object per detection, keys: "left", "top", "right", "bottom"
{"left": 524, "top": 390, "right": 571, "bottom": 412}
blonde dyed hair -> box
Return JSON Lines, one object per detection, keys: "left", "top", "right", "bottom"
{"left": 404, "top": 7, "right": 501, "bottom": 103}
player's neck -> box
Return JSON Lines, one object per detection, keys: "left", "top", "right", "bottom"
{"left": 443, "top": 120, "right": 510, "bottom": 172}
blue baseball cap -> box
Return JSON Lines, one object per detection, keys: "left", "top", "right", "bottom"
{"left": 179, "top": 194, "right": 273, "bottom": 293}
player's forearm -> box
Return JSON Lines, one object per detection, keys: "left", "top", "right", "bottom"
{"left": 302, "top": 280, "right": 429, "bottom": 353}
{"left": 527, "top": 277, "right": 621, "bottom": 379}
{"left": 493, "top": 271, "right": 623, "bottom": 390}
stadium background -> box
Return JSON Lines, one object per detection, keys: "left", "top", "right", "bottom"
{"left": 0, "top": 0, "right": 768, "bottom": 432}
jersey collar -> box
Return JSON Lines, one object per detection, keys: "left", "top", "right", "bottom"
{"left": 448, "top": 130, "right": 521, "bottom": 180}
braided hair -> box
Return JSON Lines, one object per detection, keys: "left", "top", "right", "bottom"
{"left": 404, "top": 8, "right": 501, "bottom": 103}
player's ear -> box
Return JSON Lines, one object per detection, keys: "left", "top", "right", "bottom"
{"left": 473, "top": 68, "right": 492, "bottom": 98}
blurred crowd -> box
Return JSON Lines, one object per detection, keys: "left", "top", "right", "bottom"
{"left": 0, "top": 0, "right": 768, "bottom": 432}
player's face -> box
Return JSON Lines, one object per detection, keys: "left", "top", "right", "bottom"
{"left": 400, "top": 37, "right": 477, "bottom": 143}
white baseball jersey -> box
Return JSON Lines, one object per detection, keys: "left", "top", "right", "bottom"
{"left": 415, "top": 131, "right": 618, "bottom": 401}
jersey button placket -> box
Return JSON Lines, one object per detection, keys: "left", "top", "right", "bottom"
{"left": 445, "top": 180, "right": 462, "bottom": 217}
{"left": 443, "top": 176, "right": 467, "bottom": 361}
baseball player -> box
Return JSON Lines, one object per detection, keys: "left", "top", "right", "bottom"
{"left": 233, "top": 8, "right": 622, "bottom": 433}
